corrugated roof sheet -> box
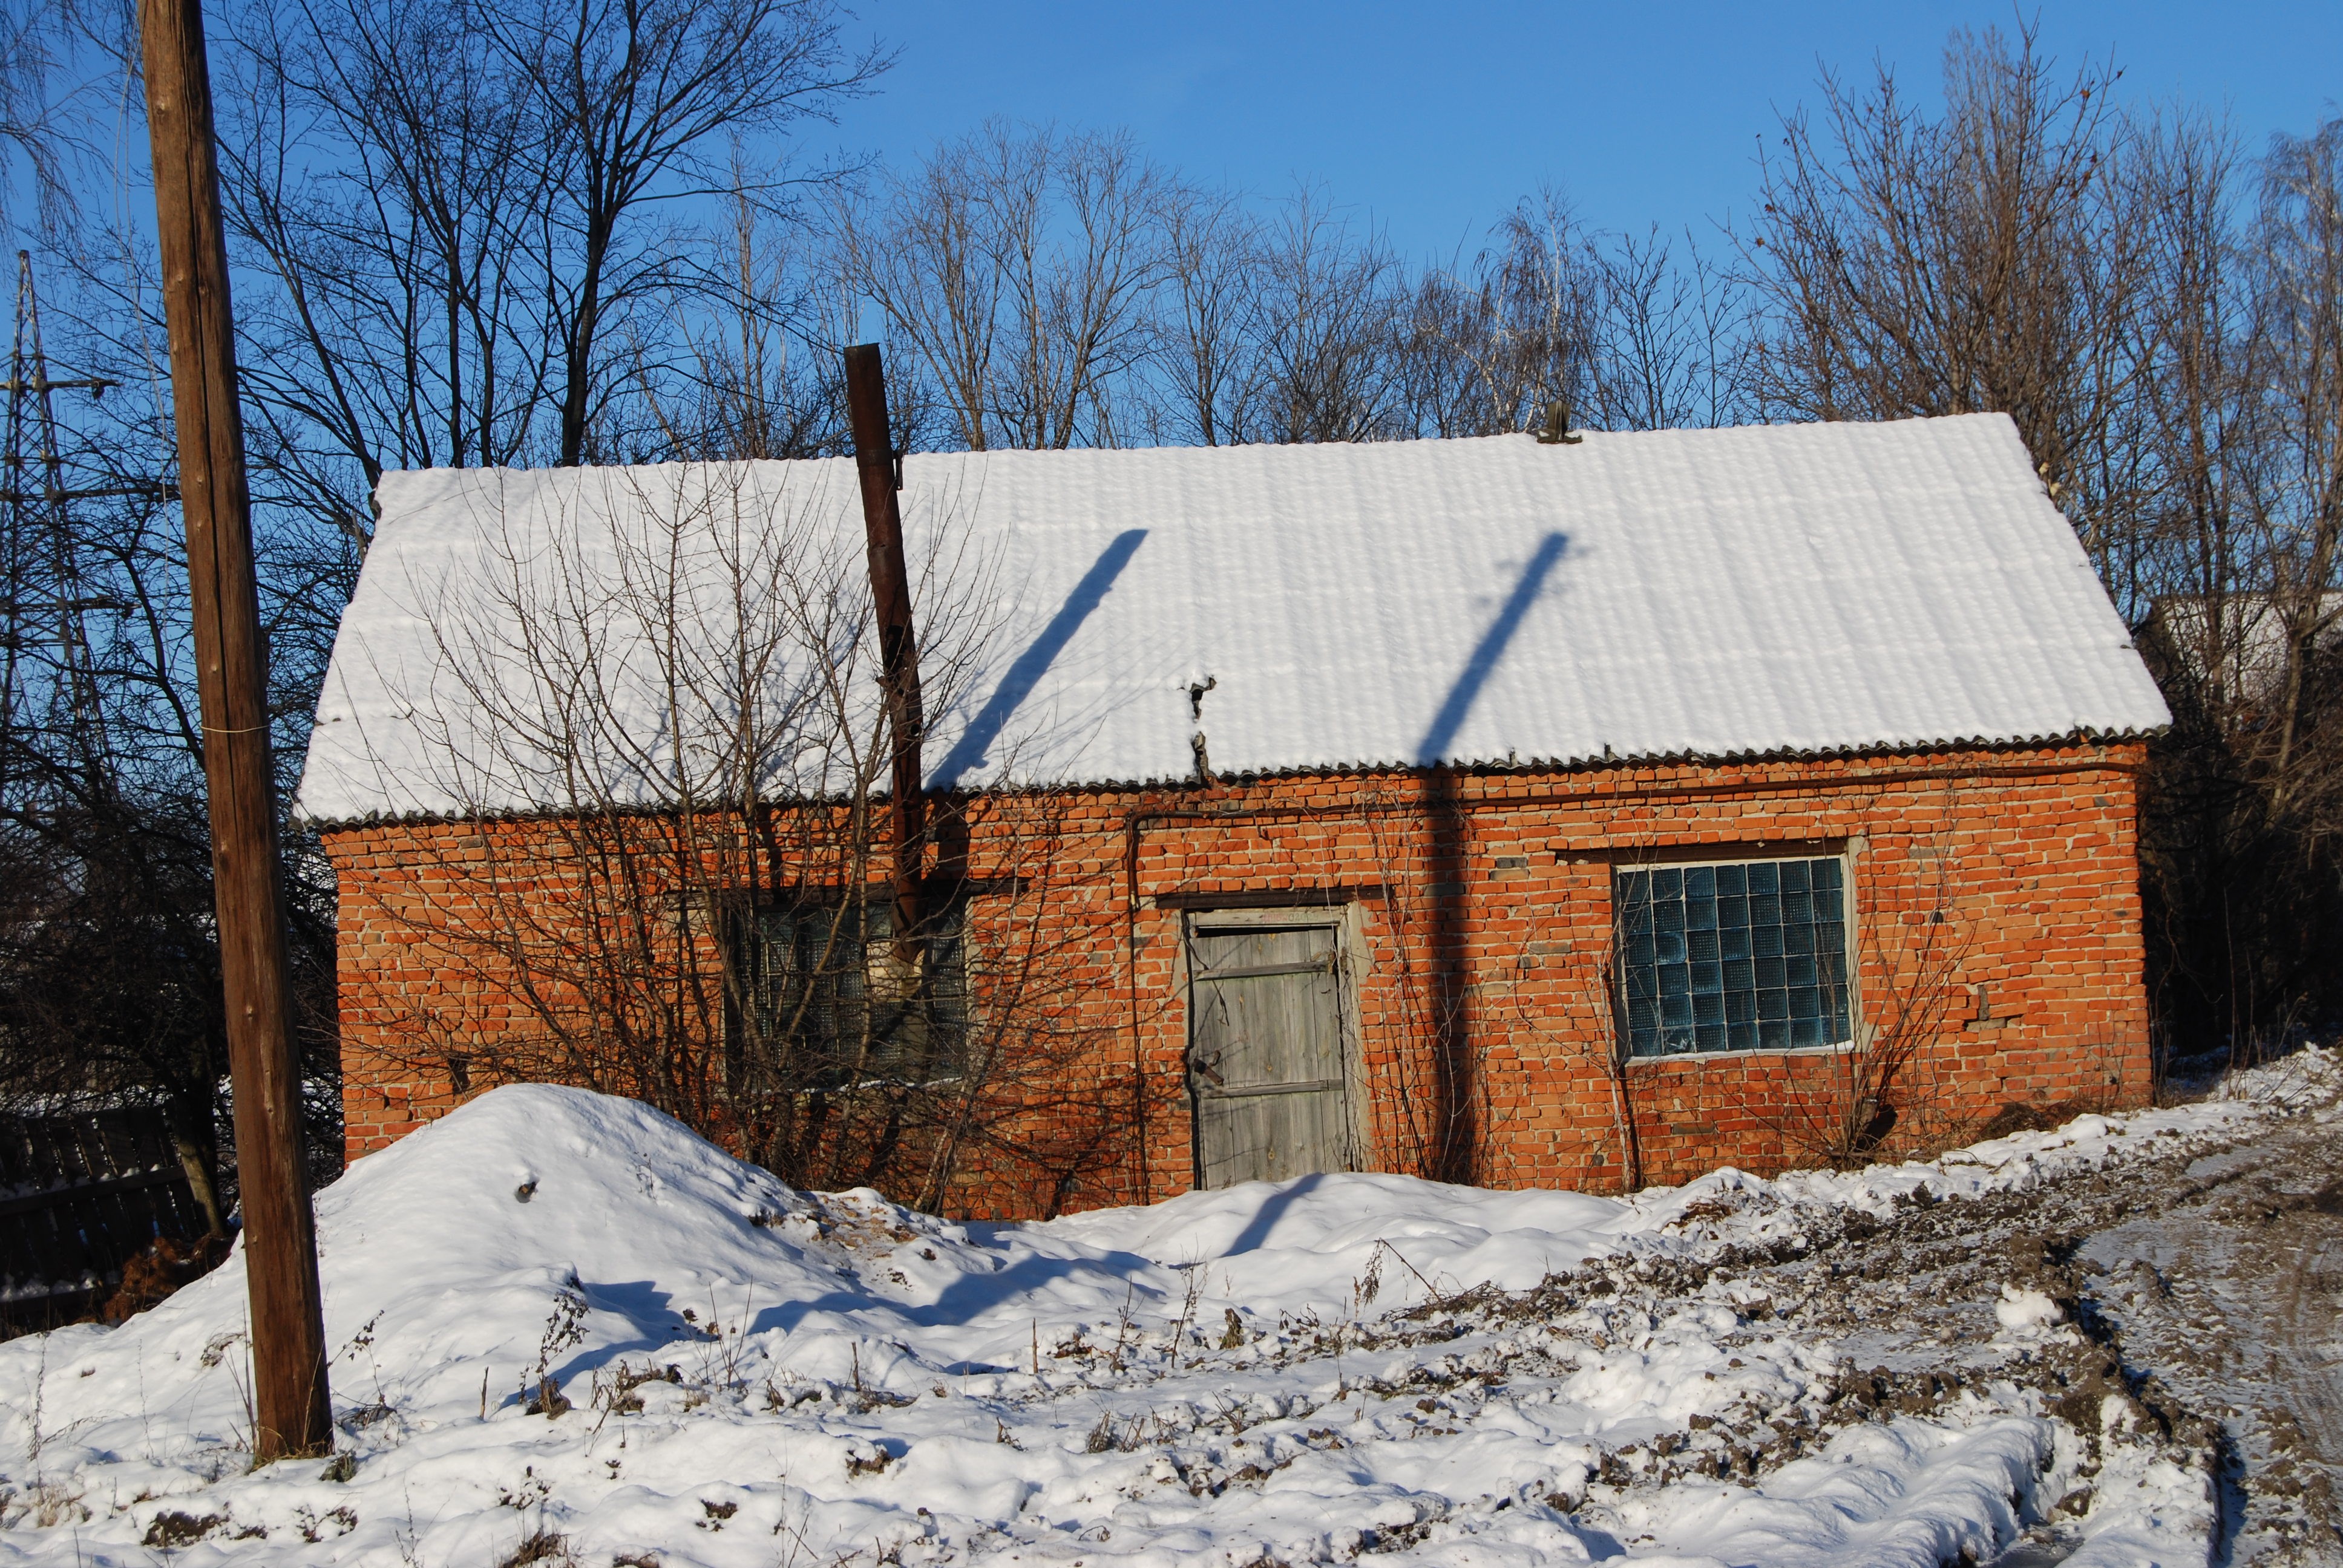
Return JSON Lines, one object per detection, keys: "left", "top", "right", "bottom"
{"left": 295, "top": 414, "right": 2170, "bottom": 824}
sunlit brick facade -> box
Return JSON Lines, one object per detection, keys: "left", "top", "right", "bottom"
{"left": 329, "top": 738, "right": 2151, "bottom": 1219}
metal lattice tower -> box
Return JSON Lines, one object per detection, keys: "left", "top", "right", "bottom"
{"left": 3, "top": 251, "right": 120, "bottom": 795}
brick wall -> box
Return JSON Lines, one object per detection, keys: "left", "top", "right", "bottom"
{"left": 324, "top": 740, "right": 2151, "bottom": 1217}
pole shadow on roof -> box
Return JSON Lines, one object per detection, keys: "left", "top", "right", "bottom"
{"left": 1416, "top": 531, "right": 1569, "bottom": 765}
{"left": 930, "top": 528, "right": 1149, "bottom": 789}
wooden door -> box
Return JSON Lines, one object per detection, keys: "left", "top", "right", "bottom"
{"left": 1187, "top": 914, "right": 1355, "bottom": 1188}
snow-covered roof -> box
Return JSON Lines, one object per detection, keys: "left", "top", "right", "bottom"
{"left": 295, "top": 413, "right": 2169, "bottom": 825}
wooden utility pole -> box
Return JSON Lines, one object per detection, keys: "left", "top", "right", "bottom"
{"left": 843, "top": 345, "right": 926, "bottom": 956}
{"left": 139, "top": 0, "right": 331, "bottom": 1460}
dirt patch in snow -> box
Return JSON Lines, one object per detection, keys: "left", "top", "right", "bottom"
{"left": 2072, "top": 1099, "right": 2343, "bottom": 1566}
{"left": 1398, "top": 1059, "right": 2343, "bottom": 1564}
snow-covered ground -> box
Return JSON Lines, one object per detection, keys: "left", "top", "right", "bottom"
{"left": 1, "top": 1053, "right": 2333, "bottom": 1568}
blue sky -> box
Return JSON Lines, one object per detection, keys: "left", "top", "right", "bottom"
{"left": 826, "top": 2, "right": 2342, "bottom": 258}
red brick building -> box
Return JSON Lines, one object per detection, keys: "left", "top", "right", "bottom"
{"left": 301, "top": 414, "right": 2171, "bottom": 1217}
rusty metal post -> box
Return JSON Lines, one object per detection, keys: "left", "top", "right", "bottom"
{"left": 138, "top": 0, "right": 331, "bottom": 1459}
{"left": 843, "top": 344, "right": 926, "bottom": 956}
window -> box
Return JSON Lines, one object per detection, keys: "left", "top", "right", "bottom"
{"left": 1616, "top": 857, "right": 1851, "bottom": 1057}
{"left": 737, "top": 900, "right": 968, "bottom": 1087}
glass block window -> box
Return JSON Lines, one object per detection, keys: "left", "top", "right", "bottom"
{"left": 1616, "top": 858, "right": 1850, "bottom": 1057}
{"left": 738, "top": 900, "right": 968, "bottom": 1088}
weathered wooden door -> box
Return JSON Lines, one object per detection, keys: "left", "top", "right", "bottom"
{"left": 1186, "top": 913, "right": 1355, "bottom": 1188}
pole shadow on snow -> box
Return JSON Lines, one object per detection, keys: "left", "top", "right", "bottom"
{"left": 1221, "top": 1170, "right": 1329, "bottom": 1257}
{"left": 739, "top": 1243, "right": 1178, "bottom": 1345}
{"left": 1413, "top": 532, "right": 1569, "bottom": 1185}
{"left": 929, "top": 528, "right": 1149, "bottom": 789}
{"left": 732, "top": 1174, "right": 1338, "bottom": 1346}
{"left": 539, "top": 1278, "right": 721, "bottom": 1393}
{"left": 552, "top": 1259, "right": 1181, "bottom": 1387}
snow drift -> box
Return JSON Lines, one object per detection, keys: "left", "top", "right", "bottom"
{"left": 2, "top": 1076, "right": 2294, "bottom": 1566}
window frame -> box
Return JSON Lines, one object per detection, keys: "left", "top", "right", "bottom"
{"left": 730, "top": 895, "right": 973, "bottom": 1091}
{"left": 1610, "top": 848, "right": 1861, "bottom": 1063}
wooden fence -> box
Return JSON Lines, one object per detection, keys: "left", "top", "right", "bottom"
{"left": 1, "top": 1108, "right": 211, "bottom": 1334}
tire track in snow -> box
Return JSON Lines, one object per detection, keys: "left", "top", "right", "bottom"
{"left": 2070, "top": 1094, "right": 2343, "bottom": 1566}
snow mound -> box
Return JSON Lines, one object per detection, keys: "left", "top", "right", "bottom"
{"left": 0, "top": 1087, "right": 1663, "bottom": 1566}
{"left": 5, "top": 1065, "right": 2312, "bottom": 1566}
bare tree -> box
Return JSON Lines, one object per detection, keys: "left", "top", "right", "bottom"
{"left": 1144, "top": 185, "right": 1266, "bottom": 446}
{"left": 2246, "top": 121, "right": 2343, "bottom": 802}
{"left": 1395, "top": 189, "right": 1753, "bottom": 443}
{"left": 1249, "top": 186, "right": 1407, "bottom": 444}
{"left": 843, "top": 135, "right": 1745, "bottom": 457}
{"left": 221, "top": 0, "right": 557, "bottom": 532}
{"left": 217, "top": 0, "right": 885, "bottom": 552}
{"left": 0, "top": 0, "right": 81, "bottom": 236}
{"left": 2139, "top": 116, "right": 2343, "bottom": 1060}
{"left": 640, "top": 178, "right": 856, "bottom": 461}
{"left": 1584, "top": 226, "right": 1751, "bottom": 432}
{"left": 837, "top": 122, "right": 1170, "bottom": 452}
{"left": 1739, "top": 26, "right": 2157, "bottom": 582}
{"left": 1728, "top": 27, "right": 2343, "bottom": 1056}
{"left": 481, "top": 0, "right": 886, "bottom": 465}
{"left": 1, "top": 252, "right": 343, "bottom": 1224}
{"left": 1400, "top": 191, "right": 1601, "bottom": 439}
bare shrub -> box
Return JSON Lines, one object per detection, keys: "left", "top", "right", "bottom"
{"left": 356, "top": 462, "right": 1122, "bottom": 1207}
{"left": 497, "top": 1527, "right": 577, "bottom": 1568}
{"left": 1728, "top": 832, "right": 1975, "bottom": 1171}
